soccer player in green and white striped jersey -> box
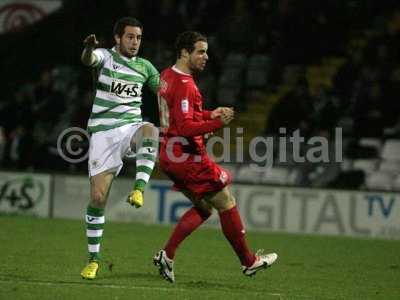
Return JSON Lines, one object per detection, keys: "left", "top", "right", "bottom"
{"left": 80, "top": 17, "right": 159, "bottom": 280}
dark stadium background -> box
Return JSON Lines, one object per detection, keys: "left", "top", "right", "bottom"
{"left": 1, "top": 0, "right": 400, "bottom": 191}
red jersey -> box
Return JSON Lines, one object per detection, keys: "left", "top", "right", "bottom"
{"left": 157, "top": 66, "right": 232, "bottom": 200}
{"left": 158, "top": 66, "right": 223, "bottom": 154}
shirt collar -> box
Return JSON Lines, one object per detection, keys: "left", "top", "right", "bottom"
{"left": 172, "top": 65, "right": 192, "bottom": 76}
{"left": 112, "top": 46, "right": 137, "bottom": 62}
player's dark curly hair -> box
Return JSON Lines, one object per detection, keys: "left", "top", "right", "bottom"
{"left": 175, "top": 31, "right": 207, "bottom": 58}
{"left": 113, "top": 17, "right": 143, "bottom": 37}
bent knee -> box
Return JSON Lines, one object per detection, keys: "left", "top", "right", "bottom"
{"left": 209, "top": 192, "right": 236, "bottom": 212}
{"left": 216, "top": 196, "right": 236, "bottom": 212}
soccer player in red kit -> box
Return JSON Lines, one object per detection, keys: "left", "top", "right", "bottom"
{"left": 153, "top": 31, "right": 278, "bottom": 282}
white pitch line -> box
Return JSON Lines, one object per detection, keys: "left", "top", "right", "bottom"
{"left": 0, "top": 279, "right": 185, "bottom": 293}
{"left": 0, "top": 278, "right": 283, "bottom": 298}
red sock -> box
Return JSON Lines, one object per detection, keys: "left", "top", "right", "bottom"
{"left": 219, "top": 206, "right": 256, "bottom": 267}
{"left": 164, "top": 207, "right": 211, "bottom": 259}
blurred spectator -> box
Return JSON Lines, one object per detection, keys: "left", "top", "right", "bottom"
{"left": 217, "top": 0, "right": 252, "bottom": 51}
{"left": 333, "top": 49, "right": 363, "bottom": 103}
{"left": 265, "top": 80, "right": 313, "bottom": 137}
{"left": 0, "top": 126, "right": 5, "bottom": 166}
{"left": 33, "top": 70, "right": 66, "bottom": 123}
{"left": 310, "top": 85, "right": 341, "bottom": 135}
{"left": 351, "top": 82, "right": 385, "bottom": 138}
{"left": 382, "top": 67, "right": 400, "bottom": 130}
{"left": 9, "top": 125, "right": 34, "bottom": 170}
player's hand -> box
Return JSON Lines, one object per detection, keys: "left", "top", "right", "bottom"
{"left": 210, "top": 107, "right": 223, "bottom": 119}
{"left": 221, "top": 107, "right": 234, "bottom": 119}
{"left": 211, "top": 107, "right": 234, "bottom": 119}
{"left": 221, "top": 112, "right": 234, "bottom": 125}
{"left": 83, "top": 34, "right": 99, "bottom": 49}
{"left": 220, "top": 107, "right": 234, "bottom": 125}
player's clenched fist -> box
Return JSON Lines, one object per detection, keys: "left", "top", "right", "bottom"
{"left": 211, "top": 107, "right": 234, "bottom": 119}
{"left": 83, "top": 34, "right": 99, "bottom": 48}
{"left": 211, "top": 107, "right": 234, "bottom": 125}
{"left": 221, "top": 112, "right": 234, "bottom": 124}
{"left": 221, "top": 107, "right": 234, "bottom": 119}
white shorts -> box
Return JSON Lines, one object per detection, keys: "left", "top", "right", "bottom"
{"left": 88, "top": 122, "right": 150, "bottom": 177}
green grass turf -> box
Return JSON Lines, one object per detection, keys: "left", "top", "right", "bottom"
{"left": 0, "top": 215, "right": 399, "bottom": 300}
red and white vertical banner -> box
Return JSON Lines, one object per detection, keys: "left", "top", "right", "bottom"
{"left": 0, "top": 0, "right": 61, "bottom": 34}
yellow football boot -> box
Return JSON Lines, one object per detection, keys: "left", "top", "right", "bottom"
{"left": 127, "top": 190, "right": 143, "bottom": 208}
{"left": 81, "top": 261, "right": 99, "bottom": 280}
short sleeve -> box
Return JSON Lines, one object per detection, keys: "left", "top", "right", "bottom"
{"left": 92, "top": 48, "right": 108, "bottom": 68}
{"left": 145, "top": 61, "right": 160, "bottom": 94}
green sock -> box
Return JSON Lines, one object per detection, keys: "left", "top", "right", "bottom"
{"left": 134, "top": 138, "right": 158, "bottom": 192}
{"left": 85, "top": 205, "right": 105, "bottom": 261}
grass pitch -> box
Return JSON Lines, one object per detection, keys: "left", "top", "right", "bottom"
{"left": 0, "top": 215, "right": 399, "bottom": 300}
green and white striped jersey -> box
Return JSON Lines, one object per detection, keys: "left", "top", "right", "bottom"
{"left": 87, "top": 47, "right": 159, "bottom": 133}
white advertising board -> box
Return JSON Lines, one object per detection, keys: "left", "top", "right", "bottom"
{"left": 51, "top": 175, "right": 400, "bottom": 239}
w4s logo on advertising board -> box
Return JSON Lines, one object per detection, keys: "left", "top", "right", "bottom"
{"left": 0, "top": 176, "right": 45, "bottom": 212}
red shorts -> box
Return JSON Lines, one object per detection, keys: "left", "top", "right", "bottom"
{"left": 159, "top": 150, "right": 232, "bottom": 201}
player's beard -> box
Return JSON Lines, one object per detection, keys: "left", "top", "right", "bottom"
{"left": 118, "top": 44, "right": 136, "bottom": 58}
{"left": 188, "top": 59, "right": 204, "bottom": 74}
